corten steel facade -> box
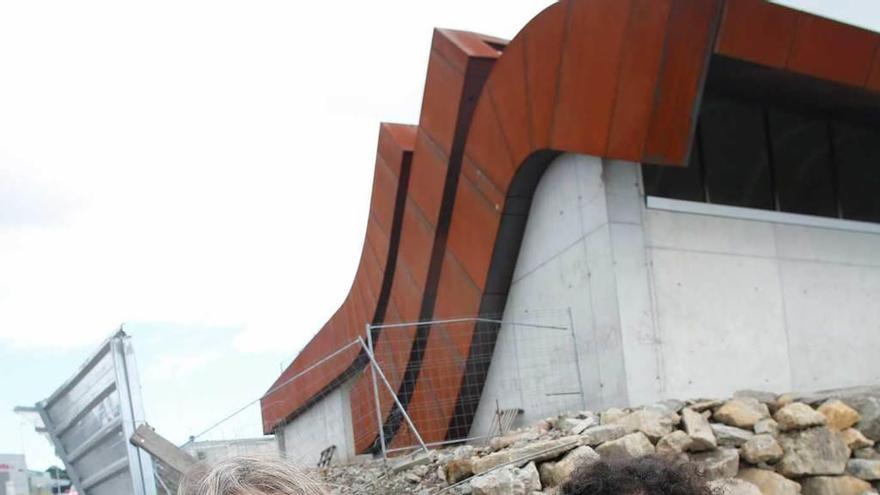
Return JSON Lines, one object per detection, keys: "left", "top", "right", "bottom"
{"left": 261, "top": 0, "right": 880, "bottom": 455}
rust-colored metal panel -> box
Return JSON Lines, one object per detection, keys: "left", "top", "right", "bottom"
{"left": 349, "top": 293, "right": 408, "bottom": 453}
{"left": 370, "top": 157, "right": 402, "bottom": 236}
{"left": 260, "top": 123, "right": 415, "bottom": 433}
{"left": 350, "top": 368, "right": 378, "bottom": 453}
{"left": 393, "top": 204, "right": 435, "bottom": 291}
{"left": 433, "top": 28, "right": 502, "bottom": 75}
{"left": 406, "top": 131, "right": 450, "bottom": 226}
{"left": 485, "top": 47, "right": 532, "bottom": 163}
{"left": 460, "top": 157, "right": 505, "bottom": 213}
{"left": 418, "top": 47, "right": 467, "bottom": 156}
{"left": 393, "top": 253, "right": 482, "bottom": 446}
{"left": 387, "top": 252, "right": 424, "bottom": 324}
{"left": 605, "top": 0, "right": 673, "bottom": 159}
{"left": 461, "top": 97, "right": 515, "bottom": 194}
{"left": 346, "top": 30, "right": 499, "bottom": 451}
{"left": 715, "top": 0, "right": 798, "bottom": 69}
{"left": 524, "top": 3, "right": 567, "bottom": 149}
{"left": 377, "top": 123, "right": 413, "bottom": 176}
{"left": 642, "top": 0, "right": 722, "bottom": 165}
{"left": 551, "top": 0, "right": 634, "bottom": 154}
{"left": 443, "top": 174, "right": 501, "bottom": 291}
{"left": 786, "top": 14, "right": 879, "bottom": 88}
{"left": 364, "top": 217, "right": 391, "bottom": 273}
{"left": 524, "top": 5, "right": 568, "bottom": 149}
{"left": 868, "top": 49, "right": 880, "bottom": 92}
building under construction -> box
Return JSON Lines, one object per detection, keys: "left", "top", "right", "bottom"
{"left": 261, "top": 0, "right": 880, "bottom": 465}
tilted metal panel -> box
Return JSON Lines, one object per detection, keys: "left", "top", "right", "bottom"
{"left": 37, "top": 330, "right": 157, "bottom": 495}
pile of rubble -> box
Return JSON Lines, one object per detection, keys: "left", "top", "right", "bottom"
{"left": 318, "top": 387, "right": 880, "bottom": 494}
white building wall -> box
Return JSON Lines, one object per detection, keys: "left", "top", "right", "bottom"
{"left": 471, "top": 152, "right": 880, "bottom": 439}
{"left": 279, "top": 376, "right": 356, "bottom": 466}
{"left": 644, "top": 206, "right": 880, "bottom": 398}
{"left": 183, "top": 438, "right": 278, "bottom": 464}
{"left": 470, "top": 154, "right": 631, "bottom": 438}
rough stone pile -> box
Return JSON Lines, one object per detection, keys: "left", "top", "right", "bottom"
{"left": 318, "top": 387, "right": 880, "bottom": 494}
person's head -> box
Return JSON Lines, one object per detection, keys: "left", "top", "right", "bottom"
{"left": 178, "top": 455, "right": 328, "bottom": 495}
{"left": 561, "top": 455, "right": 713, "bottom": 495}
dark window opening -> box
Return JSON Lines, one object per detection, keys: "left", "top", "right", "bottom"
{"left": 700, "top": 95, "right": 774, "bottom": 210}
{"left": 642, "top": 133, "right": 705, "bottom": 203}
{"left": 643, "top": 57, "right": 880, "bottom": 225}
{"left": 833, "top": 122, "right": 880, "bottom": 223}
{"left": 767, "top": 108, "right": 837, "bottom": 217}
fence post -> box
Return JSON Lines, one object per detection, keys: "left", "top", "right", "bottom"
{"left": 567, "top": 307, "right": 588, "bottom": 410}
{"left": 366, "top": 323, "right": 388, "bottom": 462}
{"left": 357, "top": 336, "right": 429, "bottom": 455}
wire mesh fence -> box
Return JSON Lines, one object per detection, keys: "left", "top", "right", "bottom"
{"left": 181, "top": 401, "right": 277, "bottom": 463}
{"left": 179, "top": 309, "right": 583, "bottom": 470}
{"left": 367, "top": 310, "right": 583, "bottom": 456}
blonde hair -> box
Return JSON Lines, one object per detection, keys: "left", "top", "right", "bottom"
{"left": 178, "top": 455, "right": 328, "bottom": 495}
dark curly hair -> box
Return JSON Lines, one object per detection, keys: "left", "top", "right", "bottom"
{"left": 560, "top": 456, "right": 715, "bottom": 495}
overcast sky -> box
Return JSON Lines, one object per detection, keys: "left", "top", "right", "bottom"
{"left": 1, "top": 0, "right": 878, "bottom": 472}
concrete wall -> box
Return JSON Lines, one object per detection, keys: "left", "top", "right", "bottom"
{"left": 643, "top": 201, "right": 880, "bottom": 400}
{"left": 183, "top": 438, "right": 278, "bottom": 464}
{"left": 279, "top": 376, "right": 356, "bottom": 466}
{"left": 470, "top": 154, "right": 631, "bottom": 438}
{"left": 471, "top": 152, "right": 880, "bottom": 439}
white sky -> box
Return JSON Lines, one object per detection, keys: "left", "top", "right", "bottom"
{"left": 1, "top": 0, "right": 878, "bottom": 472}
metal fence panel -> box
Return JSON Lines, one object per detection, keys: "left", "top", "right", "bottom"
{"left": 36, "top": 330, "right": 157, "bottom": 495}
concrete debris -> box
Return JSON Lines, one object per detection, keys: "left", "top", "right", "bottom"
{"left": 577, "top": 424, "right": 626, "bottom": 447}
{"left": 612, "top": 408, "right": 677, "bottom": 442}
{"left": 317, "top": 388, "right": 880, "bottom": 494}
{"left": 711, "top": 423, "right": 755, "bottom": 447}
{"left": 656, "top": 430, "right": 693, "bottom": 456}
{"left": 689, "top": 399, "right": 725, "bottom": 412}
{"left": 777, "top": 426, "right": 850, "bottom": 477}
{"left": 740, "top": 434, "right": 783, "bottom": 465}
{"left": 488, "top": 429, "right": 541, "bottom": 451}
{"left": 391, "top": 453, "right": 433, "bottom": 474}
{"left": 709, "top": 477, "right": 762, "bottom": 495}
{"left": 599, "top": 407, "right": 628, "bottom": 425}
{"left": 538, "top": 446, "right": 598, "bottom": 488}
{"left": 555, "top": 416, "right": 597, "bottom": 436}
{"left": 690, "top": 448, "right": 739, "bottom": 480}
{"left": 734, "top": 390, "right": 780, "bottom": 412}
{"left": 682, "top": 407, "right": 717, "bottom": 451}
{"left": 799, "top": 475, "right": 874, "bottom": 495}
{"left": 715, "top": 398, "right": 771, "bottom": 429}
{"left": 472, "top": 437, "right": 580, "bottom": 474}
{"left": 854, "top": 397, "right": 880, "bottom": 441}
{"left": 774, "top": 403, "right": 827, "bottom": 432}
{"left": 846, "top": 459, "right": 880, "bottom": 481}
{"left": 595, "top": 432, "right": 655, "bottom": 461}
{"left": 737, "top": 468, "right": 801, "bottom": 495}
{"left": 854, "top": 447, "right": 880, "bottom": 460}
{"left": 754, "top": 418, "right": 780, "bottom": 437}
{"left": 470, "top": 462, "right": 541, "bottom": 495}
{"left": 443, "top": 457, "right": 474, "bottom": 485}
{"left": 818, "top": 399, "right": 862, "bottom": 431}
{"left": 841, "top": 428, "right": 875, "bottom": 450}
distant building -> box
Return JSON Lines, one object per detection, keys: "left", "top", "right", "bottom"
{"left": 0, "top": 455, "right": 28, "bottom": 495}
{"left": 182, "top": 437, "right": 277, "bottom": 464}
{"left": 26, "top": 470, "right": 70, "bottom": 495}
{"left": 262, "top": 0, "right": 880, "bottom": 465}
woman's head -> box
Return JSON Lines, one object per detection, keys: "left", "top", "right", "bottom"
{"left": 178, "top": 455, "right": 328, "bottom": 495}
{"left": 561, "top": 455, "right": 714, "bottom": 495}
